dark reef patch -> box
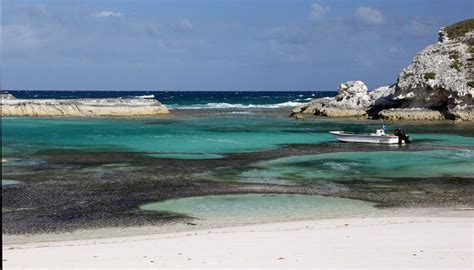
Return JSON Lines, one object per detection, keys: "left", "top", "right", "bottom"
{"left": 3, "top": 142, "right": 474, "bottom": 234}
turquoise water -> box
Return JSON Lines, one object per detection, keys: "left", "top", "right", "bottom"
{"left": 147, "top": 153, "right": 225, "bottom": 159}
{"left": 239, "top": 150, "right": 474, "bottom": 184}
{"left": 140, "top": 194, "right": 376, "bottom": 225}
{"left": 2, "top": 114, "right": 474, "bottom": 231}
{"left": 2, "top": 116, "right": 473, "bottom": 159}
{"left": 1, "top": 117, "right": 333, "bottom": 156}
{"left": 414, "top": 133, "right": 474, "bottom": 147}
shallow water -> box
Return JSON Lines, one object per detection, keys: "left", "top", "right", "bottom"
{"left": 2, "top": 114, "right": 473, "bottom": 159}
{"left": 140, "top": 194, "right": 377, "bottom": 226}
{"left": 2, "top": 111, "right": 474, "bottom": 235}
{"left": 240, "top": 150, "right": 474, "bottom": 184}
{"left": 2, "top": 180, "right": 23, "bottom": 187}
{"left": 1, "top": 116, "right": 333, "bottom": 156}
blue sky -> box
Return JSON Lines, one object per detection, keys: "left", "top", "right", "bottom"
{"left": 2, "top": 0, "right": 473, "bottom": 91}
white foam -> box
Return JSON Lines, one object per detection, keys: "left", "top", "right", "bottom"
{"left": 175, "top": 101, "right": 305, "bottom": 109}
{"left": 135, "top": 94, "right": 155, "bottom": 99}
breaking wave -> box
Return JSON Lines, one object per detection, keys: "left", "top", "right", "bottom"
{"left": 135, "top": 94, "right": 155, "bottom": 99}
{"left": 174, "top": 101, "right": 305, "bottom": 109}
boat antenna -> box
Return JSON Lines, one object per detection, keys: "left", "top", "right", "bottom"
{"left": 380, "top": 119, "right": 386, "bottom": 131}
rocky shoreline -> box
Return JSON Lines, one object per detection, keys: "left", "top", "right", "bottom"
{"left": 292, "top": 19, "right": 474, "bottom": 121}
{"left": 0, "top": 93, "right": 169, "bottom": 117}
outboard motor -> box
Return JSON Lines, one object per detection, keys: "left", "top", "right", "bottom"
{"left": 394, "top": 128, "right": 411, "bottom": 144}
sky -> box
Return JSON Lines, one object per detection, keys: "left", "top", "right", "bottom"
{"left": 2, "top": 0, "right": 473, "bottom": 91}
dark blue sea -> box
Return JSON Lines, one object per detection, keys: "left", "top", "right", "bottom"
{"left": 7, "top": 91, "right": 336, "bottom": 109}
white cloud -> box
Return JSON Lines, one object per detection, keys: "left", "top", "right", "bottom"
{"left": 310, "top": 3, "right": 330, "bottom": 20}
{"left": 173, "top": 18, "right": 194, "bottom": 32}
{"left": 389, "top": 47, "right": 400, "bottom": 54}
{"left": 93, "top": 11, "right": 124, "bottom": 18}
{"left": 354, "top": 6, "right": 384, "bottom": 25}
{"left": 403, "top": 20, "right": 433, "bottom": 36}
{"left": 3, "top": 24, "right": 43, "bottom": 51}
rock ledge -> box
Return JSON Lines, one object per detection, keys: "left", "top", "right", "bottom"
{"left": 1, "top": 94, "right": 169, "bottom": 116}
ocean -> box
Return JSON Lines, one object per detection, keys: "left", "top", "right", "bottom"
{"left": 7, "top": 90, "right": 335, "bottom": 109}
{"left": 2, "top": 90, "right": 474, "bottom": 240}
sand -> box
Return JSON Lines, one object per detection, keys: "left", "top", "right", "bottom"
{"left": 3, "top": 216, "right": 473, "bottom": 269}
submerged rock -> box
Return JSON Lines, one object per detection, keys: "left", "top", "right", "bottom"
{"left": 1, "top": 95, "right": 169, "bottom": 116}
{"left": 292, "top": 18, "right": 474, "bottom": 121}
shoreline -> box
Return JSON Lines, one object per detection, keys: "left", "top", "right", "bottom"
{"left": 3, "top": 215, "right": 473, "bottom": 269}
{"left": 3, "top": 206, "right": 472, "bottom": 245}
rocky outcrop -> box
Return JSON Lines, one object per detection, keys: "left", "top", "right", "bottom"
{"left": 293, "top": 18, "right": 474, "bottom": 121}
{"left": 378, "top": 108, "right": 444, "bottom": 121}
{"left": 1, "top": 95, "right": 169, "bottom": 117}
{"left": 292, "top": 81, "right": 372, "bottom": 118}
{"left": 392, "top": 19, "right": 474, "bottom": 120}
{"left": 1, "top": 93, "right": 17, "bottom": 100}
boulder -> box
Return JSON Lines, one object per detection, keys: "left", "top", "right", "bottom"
{"left": 292, "top": 81, "right": 372, "bottom": 117}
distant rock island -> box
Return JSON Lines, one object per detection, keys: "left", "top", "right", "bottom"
{"left": 292, "top": 18, "right": 474, "bottom": 121}
{"left": 0, "top": 93, "right": 169, "bottom": 116}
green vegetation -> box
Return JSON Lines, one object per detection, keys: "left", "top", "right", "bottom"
{"left": 467, "top": 81, "right": 474, "bottom": 88}
{"left": 466, "top": 38, "right": 474, "bottom": 54}
{"left": 466, "top": 38, "right": 474, "bottom": 46}
{"left": 444, "top": 19, "right": 474, "bottom": 40}
{"left": 467, "top": 58, "right": 474, "bottom": 69}
{"left": 449, "top": 52, "right": 463, "bottom": 71}
{"left": 449, "top": 51, "right": 460, "bottom": 60}
{"left": 450, "top": 59, "right": 462, "bottom": 71}
{"left": 424, "top": 72, "right": 436, "bottom": 80}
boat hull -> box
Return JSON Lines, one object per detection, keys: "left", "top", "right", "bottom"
{"left": 330, "top": 131, "right": 400, "bottom": 144}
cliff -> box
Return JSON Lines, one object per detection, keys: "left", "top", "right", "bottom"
{"left": 293, "top": 18, "right": 474, "bottom": 121}
{"left": 1, "top": 94, "right": 169, "bottom": 117}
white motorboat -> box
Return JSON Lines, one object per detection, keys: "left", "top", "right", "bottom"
{"left": 329, "top": 128, "right": 410, "bottom": 144}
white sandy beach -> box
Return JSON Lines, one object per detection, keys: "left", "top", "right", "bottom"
{"left": 3, "top": 216, "right": 473, "bottom": 269}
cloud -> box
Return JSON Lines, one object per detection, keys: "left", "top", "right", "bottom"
{"left": 172, "top": 18, "right": 194, "bottom": 32}
{"left": 403, "top": 20, "right": 433, "bottom": 36}
{"left": 389, "top": 47, "right": 401, "bottom": 54}
{"left": 354, "top": 6, "right": 384, "bottom": 25}
{"left": 93, "top": 11, "right": 124, "bottom": 18}
{"left": 259, "top": 26, "right": 315, "bottom": 63}
{"left": 310, "top": 3, "right": 330, "bottom": 20}
{"left": 3, "top": 24, "right": 43, "bottom": 51}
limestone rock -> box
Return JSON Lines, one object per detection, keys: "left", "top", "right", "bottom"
{"left": 1, "top": 93, "right": 16, "bottom": 100}
{"left": 449, "top": 105, "right": 474, "bottom": 121}
{"left": 1, "top": 95, "right": 169, "bottom": 117}
{"left": 370, "top": 85, "right": 396, "bottom": 108}
{"left": 292, "top": 19, "right": 474, "bottom": 121}
{"left": 293, "top": 81, "right": 372, "bottom": 117}
{"left": 393, "top": 19, "right": 474, "bottom": 116}
{"left": 379, "top": 108, "right": 445, "bottom": 121}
